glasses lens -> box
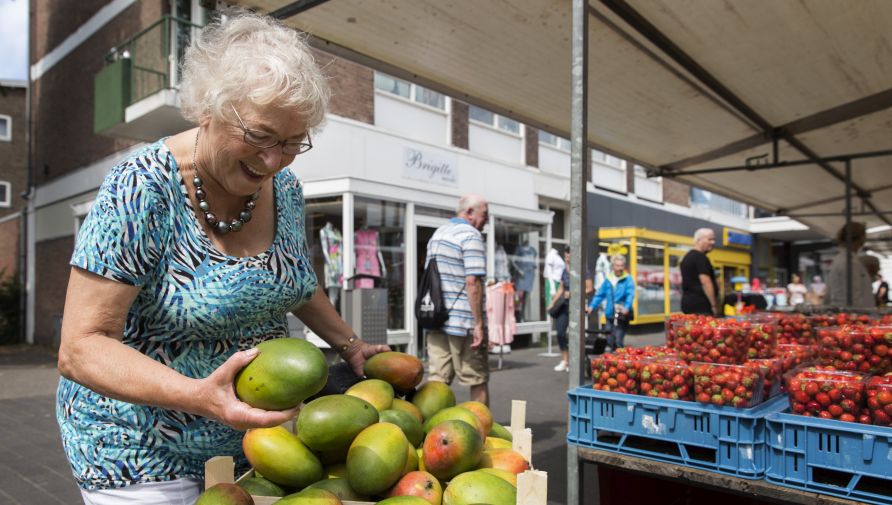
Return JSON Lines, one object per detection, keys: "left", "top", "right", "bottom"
{"left": 282, "top": 142, "right": 312, "bottom": 155}
{"left": 244, "top": 130, "right": 278, "bottom": 148}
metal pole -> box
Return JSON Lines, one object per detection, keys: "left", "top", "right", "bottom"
{"left": 568, "top": 1, "right": 589, "bottom": 504}
{"left": 845, "top": 160, "right": 853, "bottom": 306}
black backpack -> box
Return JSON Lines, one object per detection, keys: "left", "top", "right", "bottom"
{"left": 415, "top": 245, "right": 464, "bottom": 330}
{"left": 415, "top": 256, "right": 449, "bottom": 330}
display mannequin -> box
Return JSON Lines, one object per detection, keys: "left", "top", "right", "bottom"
{"left": 319, "top": 222, "right": 343, "bottom": 308}
{"left": 494, "top": 244, "right": 510, "bottom": 282}
{"left": 355, "top": 227, "right": 386, "bottom": 288}
{"left": 543, "top": 246, "right": 565, "bottom": 310}
{"left": 512, "top": 243, "right": 538, "bottom": 322}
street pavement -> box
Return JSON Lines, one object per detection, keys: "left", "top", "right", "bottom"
{"left": 0, "top": 328, "right": 665, "bottom": 505}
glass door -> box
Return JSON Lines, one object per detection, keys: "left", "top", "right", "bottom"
{"left": 667, "top": 249, "right": 686, "bottom": 314}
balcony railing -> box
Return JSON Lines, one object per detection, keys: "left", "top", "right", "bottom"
{"left": 94, "top": 15, "right": 202, "bottom": 137}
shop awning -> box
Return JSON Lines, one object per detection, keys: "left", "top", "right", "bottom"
{"left": 231, "top": 0, "right": 892, "bottom": 247}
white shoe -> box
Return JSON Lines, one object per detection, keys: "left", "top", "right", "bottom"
{"left": 501, "top": 345, "right": 511, "bottom": 354}
{"left": 554, "top": 360, "right": 568, "bottom": 372}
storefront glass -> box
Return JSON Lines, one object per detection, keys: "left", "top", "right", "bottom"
{"left": 636, "top": 241, "right": 665, "bottom": 316}
{"left": 354, "top": 197, "right": 406, "bottom": 330}
{"left": 305, "top": 196, "right": 344, "bottom": 311}
{"left": 492, "top": 217, "right": 546, "bottom": 323}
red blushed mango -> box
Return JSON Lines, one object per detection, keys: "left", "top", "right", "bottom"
{"left": 479, "top": 448, "right": 530, "bottom": 475}
{"left": 457, "top": 401, "right": 493, "bottom": 437}
{"left": 423, "top": 407, "right": 484, "bottom": 441}
{"left": 195, "top": 483, "right": 252, "bottom": 505}
{"left": 387, "top": 470, "right": 443, "bottom": 505}
{"left": 422, "top": 420, "right": 483, "bottom": 481}
{"left": 364, "top": 351, "right": 425, "bottom": 392}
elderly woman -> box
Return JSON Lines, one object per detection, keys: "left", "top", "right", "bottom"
{"left": 587, "top": 255, "right": 635, "bottom": 351}
{"left": 56, "top": 12, "right": 388, "bottom": 504}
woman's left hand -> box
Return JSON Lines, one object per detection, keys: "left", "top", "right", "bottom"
{"left": 340, "top": 339, "right": 391, "bottom": 377}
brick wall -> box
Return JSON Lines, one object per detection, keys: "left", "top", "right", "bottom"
{"left": 662, "top": 177, "right": 690, "bottom": 207}
{"left": 34, "top": 236, "right": 74, "bottom": 347}
{"left": 0, "top": 85, "right": 27, "bottom": 218}
{"left": 0, "top": 218, "right": 19, "bottom": 277}
{"left": 31, "top": 1, "right": 164, "bottom": 185}
{"left": 314, "top": 50, "right": 374, "bottom": 125}
{"left": 451, "top": 100, "right": 468, "bottom": 149}
{"left": 524, "top": 126, "right": 538, "bottom": 168}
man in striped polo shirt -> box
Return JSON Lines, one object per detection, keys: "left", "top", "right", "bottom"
{"left": 425, "top": 194, "right": 491, "bottom": 405}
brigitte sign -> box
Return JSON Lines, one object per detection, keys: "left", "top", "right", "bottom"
{"left": 402, "top": 148, "right": 458, "bottom": 186}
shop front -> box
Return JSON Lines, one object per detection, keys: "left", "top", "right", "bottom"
{"left": 295, "top": 178, "right": 553, "bottom": 356}
{"left": 597, "top": 227, "right": 751, "bottom": 325}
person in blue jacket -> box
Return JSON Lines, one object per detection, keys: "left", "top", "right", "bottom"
{"left": 587, "top": 254, "right": 635, "bottom": 351}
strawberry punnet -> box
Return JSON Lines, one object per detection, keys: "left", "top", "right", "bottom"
{"left": 785, "top": 365, "right": 867, "bottom": 423}
{"left": 692, "top": 362, "right": 765, "bottom": 408}
{"left": 817, "top": 325, "right": 892, "bottom": 375}
{"left": 865, "top": 372, "right": 892, "bottom": 426}
{"left": 639, "top": 358, "right": 693, "bottom": 401}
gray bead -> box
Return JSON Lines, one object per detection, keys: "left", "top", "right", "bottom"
{"left": 195, "top": 189, "right": 205, "bottom": 200}
{"left": 205, "top": 212, "right": 217, "bottom": 225}
{"left": 246, "top": 200, "right": 256, "bottom": 211}
{"left": 193, "top": 176, "right": 203, "bottom": 188}
{"left": 215, "top": 221, "right": 231, "bottom": 234}
{"left": 240, "top": 210, "right": 252, "bottom": 223}
{"left": 230, "top": 219, "right": 243, "bottom": 232}
{"left": 198, "top": 201, "right": 210, "bottom": 212}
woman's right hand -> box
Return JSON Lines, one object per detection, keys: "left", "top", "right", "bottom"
{"left": 194, "top": 348, "right": 301, "bottom": 431}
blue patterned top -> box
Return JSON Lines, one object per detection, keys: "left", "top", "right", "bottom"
{"left": 57, "top": 140, "right": 318, "bottom": 490}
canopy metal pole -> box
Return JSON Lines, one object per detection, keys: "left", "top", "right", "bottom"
{"left": 568, "top": 0, "right": 589, "bottom": 504}
{"left": 845, "top": 159, "right": 853, "bottom": 306}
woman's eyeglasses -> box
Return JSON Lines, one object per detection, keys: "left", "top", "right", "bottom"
{"left": 230, "top": 105, "right": 313, "bottom": 155}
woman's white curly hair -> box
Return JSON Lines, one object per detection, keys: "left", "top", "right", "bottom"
{"left": 179, "top": 9, "right": 330, "bottom": 130}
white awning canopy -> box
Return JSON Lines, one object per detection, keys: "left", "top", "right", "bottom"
{"left": 233, "top": 0, "right": 892, "bottom": 249}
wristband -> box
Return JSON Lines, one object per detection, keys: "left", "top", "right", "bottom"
{"left": 339, "top": 335, "right": 359, "bottom": 353}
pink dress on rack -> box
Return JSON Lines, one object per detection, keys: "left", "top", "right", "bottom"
{"left": 354, "top": 229, "right": 381, "bottom": 288}
{"left": 486, "top": 281, "right": 517, "bottom": 345}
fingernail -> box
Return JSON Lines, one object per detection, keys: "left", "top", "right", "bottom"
{"left": 245, "top": 348, "right": 259, "bottom": 357}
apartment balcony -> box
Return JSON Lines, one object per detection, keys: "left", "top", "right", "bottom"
{"left": 94, "top": 15, "right": 200, "bottom": 141}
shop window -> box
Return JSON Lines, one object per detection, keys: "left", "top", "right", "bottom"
{"left": 374, "top": 72, "right": 445, "bottom": 110}
{"left": 493, "top": 217, "right": 547, "bottom": 323}
{"left": 354, "top": 197, "right": 406, "bottom": 330}
{"left": 538, "top": 130, "right": 570, "bottom": 151}
{"left": 469, "top": 105, "right": 521, "bottom": 134}
{"left": 635, "top": 241, "right": 665, "bottom": 316}
{"left": 0, "top": 115, "right": 10, "bottom": 142}
{"left": 305, "top": 196, "right": 345, "bottom": 313}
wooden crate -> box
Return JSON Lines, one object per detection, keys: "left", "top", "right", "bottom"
{"left": 205, "top": 399, "right": 547, "bottom": 505}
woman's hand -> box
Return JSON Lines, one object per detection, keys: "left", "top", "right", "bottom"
{"left": 194, "top": 348, "right": 301, "bottom": 431}
{"left": 340, "top": 340, "right": 391, "bottom": 378}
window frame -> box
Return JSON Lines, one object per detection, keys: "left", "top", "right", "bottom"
{"left": 0, "top": 114, "right": 11, "bottom": 142}
{"left": 538, "top": 130, "right": 571, "bottom": 151}
{"left": 0, "top": 181, "right": 10, "bottom": 208}
{"left": 373, "top": 72, "right": 446, "bottom": 111}
{"left": 468, "top": 105, "right": 522, "bottom": 136}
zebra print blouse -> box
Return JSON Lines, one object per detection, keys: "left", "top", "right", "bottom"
{"left": 57, "top": 139, "right": 318, "bottom": 490}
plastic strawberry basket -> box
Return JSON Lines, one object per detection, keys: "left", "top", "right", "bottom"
{"left": 765, "top": 410, "right": 892, "bottom": 504}
{"left": 567, "top": 386, "right": 787, "bottom": 478}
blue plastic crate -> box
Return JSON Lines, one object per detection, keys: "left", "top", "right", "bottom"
{"left": 567, "top": 387, "right": 788, "bottom": 478}
{"left": 765, "top": 411, "right": 892, "bottom": 505}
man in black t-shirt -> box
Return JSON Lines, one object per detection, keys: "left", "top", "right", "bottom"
{"left": 680, "top": 228, "right": 719, "bottom": 315}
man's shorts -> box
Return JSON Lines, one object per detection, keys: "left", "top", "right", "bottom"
{"left": 426, "top": 329, "right": 490, "bottom": 386}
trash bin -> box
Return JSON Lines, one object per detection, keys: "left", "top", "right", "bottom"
{"left": 342, "top": 274, "right": 388, "bottom": 346}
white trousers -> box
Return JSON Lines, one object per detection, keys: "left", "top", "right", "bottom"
{"left": 80, "top": 478, "right": 201, "bottom": 505}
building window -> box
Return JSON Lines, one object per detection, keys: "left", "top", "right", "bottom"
{"left": 592, "top": 148, "right": 622, "bottom": 168}
{"left": 468, "top": 105, "right": 520, "bottom": 134}
{"left": 634, "top": 165, "right": 663, "bottom": 202}
{"left": 71, "top": 200, "right": 94, "bottom": 234}
{"left": 0, "top": 181, "right": 10, "bottom": 208}
{"left": 374, "top": 73, "right": 445, "bottom": 110}
{"left": 0, "top": 115, "right": 11, "bottom": 142}
{"left": 538, "top": 130, "right": 571, "bottom": 151}
{"left": 690, "top": 188, "right": 748, "bottom": 217}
